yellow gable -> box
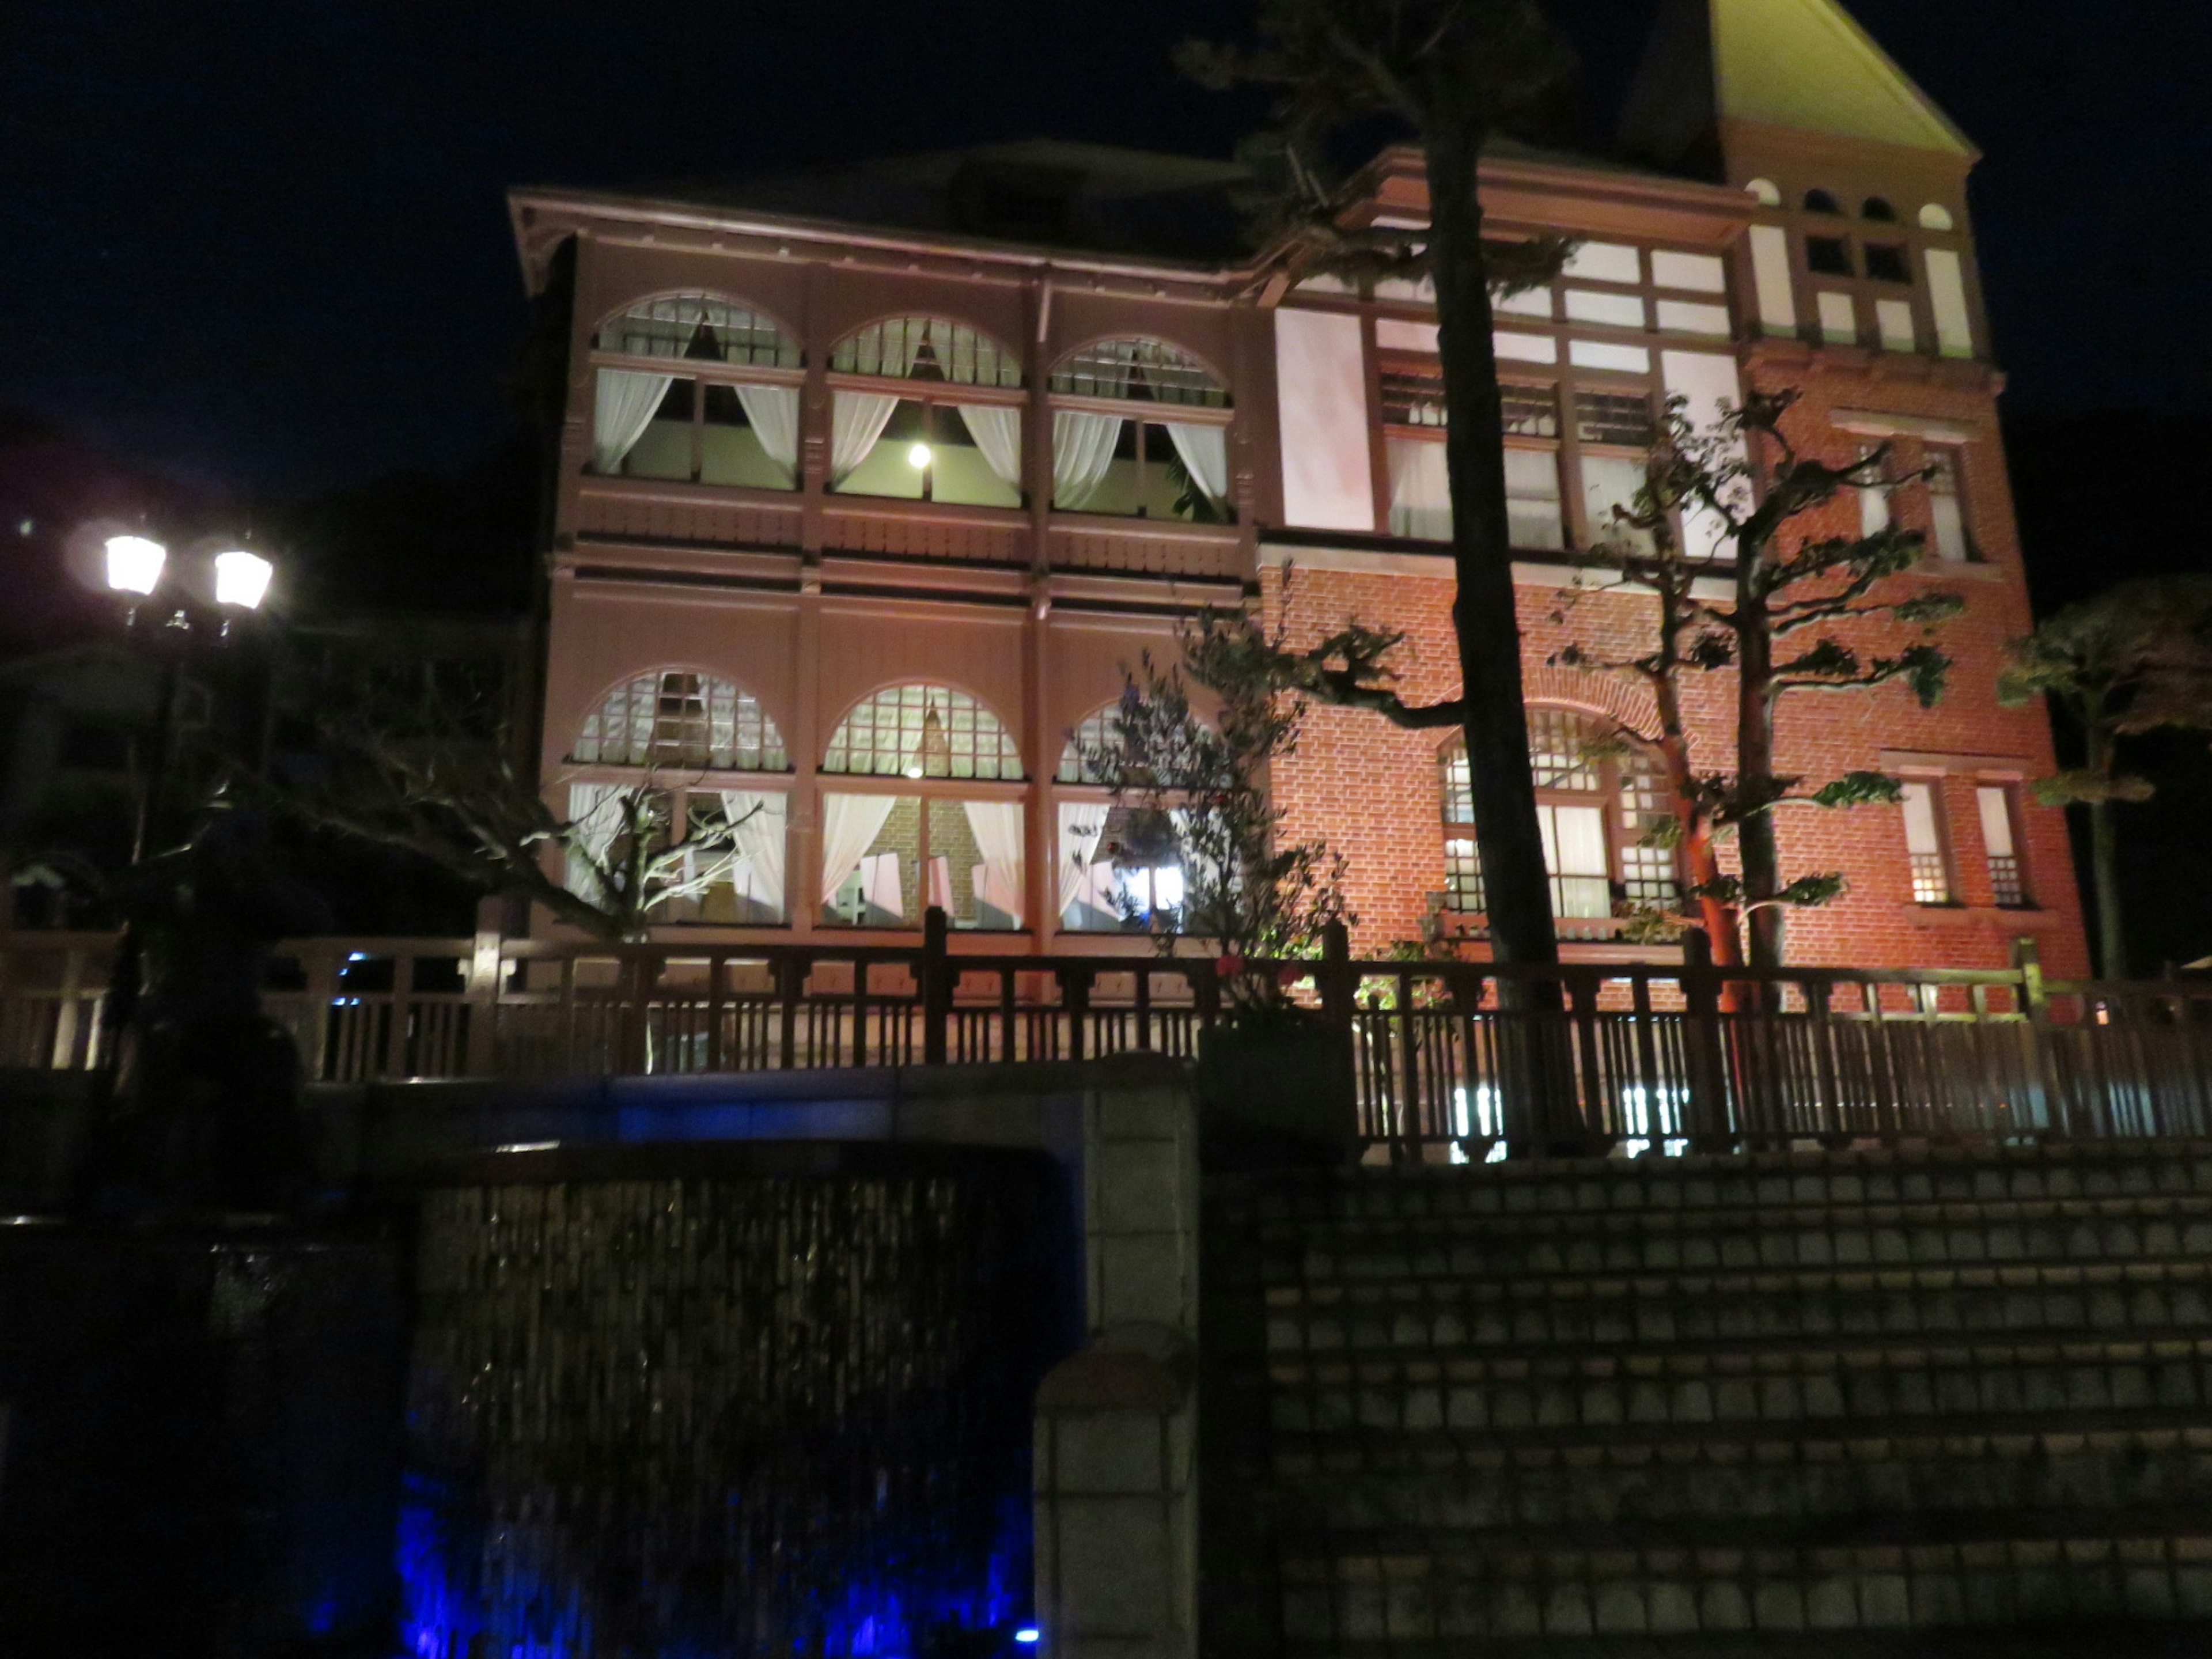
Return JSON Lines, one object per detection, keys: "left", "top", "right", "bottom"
{"left": 1712, "top": 0, "right": 1976, "bottom": 157}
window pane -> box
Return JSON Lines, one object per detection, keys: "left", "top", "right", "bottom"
{"left": 1979, "top": 785, "right": 2028, "bottom": 907}
{"left": 1388, "top": 438, "right": 1453, "bottom": 541}
{"left": 1380, "top": 372, "right": 1448, "bottom": 428}
{"left": 821, "top": 794, "right": 918, "bottom": 927}
{"left": 1503, "top": 448, "right": 1565, "bottom": 551}
{"left": 1901, "top": 781, "right": 1951, "bottom": 903}
{"left": 1048, "top": 337, "right": 1226, "bottom": 406}
{"left": 1929, "top": 452, "right": 1969, "bottom": 560}
{"left": 575, "top": 671, "right": 786, "bottom": 771}
{"left": 1501, "top": 387, "right": 1559, "bottom": 437}
{"left": 700, "top": 384, "right": 797, "bottom": 490}
{"left": 1574, "top": 391, "right": 1656, "bottom": 449}
{"left": 1579, "top": 454, "right": 1653, "bottom": 551}
{"left": 1540, "top": 804, "right": 1613, "bottom": 918}
{"left": 1529, "top": 709, "right": 1603, "bottom": 791}
{"left": 622, "top": 378, "right": 695, "bottom": 481}
{"left": 823, "top": 684, "right": 1024, "bottom": 781}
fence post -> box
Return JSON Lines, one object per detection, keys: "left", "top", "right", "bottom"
{"left": 1680, "top": 929, "right": 1733, "bottom": 1150}
{"left": 922, "top": 906, "right": 950, "bottom": 1066}
{"left": 2010, "top": 935, "right": 2056, "bottom": 1132}
{"left": 1317, "top": 921, "right": 1355, "bottom": 1036}
{"left": 618, "top": 953, "right": 652, "bottom": 1075}
{"left": 304, "top": 946, "right": 340, "bottom": 1083}
{"left": 464, "top": 897, "right": 503, "bottom": 1077}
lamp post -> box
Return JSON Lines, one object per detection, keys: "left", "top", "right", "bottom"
{"left": 93, "top": 529, "right": 277, "bottom": 860}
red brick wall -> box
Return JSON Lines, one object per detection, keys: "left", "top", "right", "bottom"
{"left": 1262, "top": 364, "right": 2089, "bottom": 976}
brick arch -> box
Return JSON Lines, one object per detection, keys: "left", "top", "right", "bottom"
{"left": 1517, "top": 666, "right": 1661, "bottom": 744}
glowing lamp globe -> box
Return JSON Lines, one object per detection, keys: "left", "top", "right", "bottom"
{"left": 908, "top": 442, "right": 931, "bottom": 469}
{"left": 213, "top": 548, "right": 275, "bottom": 610}
{"left": 103, "top": 535, "right": 168, "bottom": 596}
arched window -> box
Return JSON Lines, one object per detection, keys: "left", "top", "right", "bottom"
{"left": 1047, "top": 337, "right": 1233, "bottom": 522}
{"left": 567, "top": 668, "right": 790, "bottom": 925}
{"left": 597, "top": 295, "right": 801, "bottom": 366}
{"left": 573, "top": 669, "right": 788, "bottom": 771}
{"left": 819, "top": 683, "right": 1027, "bottom": 934}
{"left": 590, "top": 294, "right": 802, "bottom": 489}
{"left": 1803, "top": 189, "right": 1843, "bottom": 215}
{"left": 1438, "top": 709, "right": 1676, "bottom": 924}
{"left": 1056, "top": 703, "right": 1120, "bottom": 783}
{"left": 826, "top": 317, "right": 1024, "bottom": 508}
{"left": 1918, "top": 203, "right": 1956, "bottom": 232}
{"left": 823, "top": 683, "right": 1024, "bottom": 781}
{"left": 1862, "top": 196, "right": 1897, "bottom": 222}
{"left": 1744, "top": 178, "right": 1783, "bottom": 207}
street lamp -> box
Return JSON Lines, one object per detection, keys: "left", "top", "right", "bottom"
{"left": 103, "top": 535, "right": 168, "bottom": 597}
{"left": 83, "top": 526, "right": 282, "bottom": 861}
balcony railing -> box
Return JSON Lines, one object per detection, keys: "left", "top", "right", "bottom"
{"left": 6, "top": 922, "right": 2211, "bottom": 1155}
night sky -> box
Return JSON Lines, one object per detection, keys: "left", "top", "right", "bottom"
{"left": 4, "top": 0, "right": 2210, "bottom": 495}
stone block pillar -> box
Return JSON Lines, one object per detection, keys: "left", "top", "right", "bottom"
{"left": 1033, "top": 1073, "right": 1198, "bottom": 1659}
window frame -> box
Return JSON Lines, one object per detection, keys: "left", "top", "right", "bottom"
{"left": 588, "top": 296, "right": 808, "bottom": 489}
{"left": 1897, "top": 777, "right": 1957, "bottom": 906}
{"left": 1044, "top": 335, "right": 1236, "bottom": 525}
{"left": 1374, "top": 358, "right": 1673, "bottom": 555}
{"left": 822, "top": 315, "right": 1029, "bottom": 508}
{"left": 1435, "top": 711, "right": 1680, "bottom": 933}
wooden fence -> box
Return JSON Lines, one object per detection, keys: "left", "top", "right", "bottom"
{"left": 4, "top": 920, "right": 2209, "bottom": 1153}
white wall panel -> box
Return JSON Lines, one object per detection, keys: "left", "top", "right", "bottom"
{"left": 1662, "top": 350, "right": 1747, "bottom": 565}
{"left": 1749, "top": 225, "right": 1797, "bottom": 335}
{"left": 1273, "top": 308, "right": 1375, "bottom": 532}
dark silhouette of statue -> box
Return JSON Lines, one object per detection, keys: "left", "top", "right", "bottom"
{"left": 90, "top": 804, "right": 329, "bottom": 1215}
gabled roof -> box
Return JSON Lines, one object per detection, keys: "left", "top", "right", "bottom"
{"left": 1623, "top": 0, "right": 1977, "bottom": 166}
{"left": 1713, "top": 0, "right": 1975, "bottom": 156}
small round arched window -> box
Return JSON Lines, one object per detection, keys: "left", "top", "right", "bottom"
{"left": 1863, "top": 196, "right": 1897, "bottom": 222}
{"left": 1919, "top": 203, "right": 1956, "bottom": 232}
{"left": 1803, "top": 189, "right": 1843, "bottom": 215}
{"left": 1744, "top": 178, "right": 1783, "bottom": 207}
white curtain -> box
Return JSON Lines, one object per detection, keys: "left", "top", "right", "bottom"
{"left": 1056, "top": 801, "right": 1109, "bottom": 923}
{"left": 718, "top": 790, "right": 787, "bottom": 919}
{"left": 1387, "top": 438, "right": 1452, "bottom": 541}
{"left": 735, "top": 385, "right": 800, "bottom": 479}
{"left": 961, "top": 800, "right": 1025, "bottom": 928}
{"left": 1540, "top": 804, "right": 1612, "bottom": 918}
{"left": 820, "top": 791, "right": 899, "bottom": 908}
{"left": 831, "top": 392, "right": 902, "bottom": 485}
{"left": 1164, "top": 422, "right": 1229, "bottom": 505}
{"left": 564, "top": 783, "right": 628, "bottom": 902}
{"left": 926, "top": 855, "right": 953, "bottom": 917}
{"left": 593, "top": 369, "right": 675, "bottom": 474}
{"left": 957, "top": 404, "right": 1024, "bottom": 488}
{"left": 1052, "top": 411, "right": 1124, "bottom": 509}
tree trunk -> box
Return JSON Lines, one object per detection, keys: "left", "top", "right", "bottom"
{"left": 1652, "top": 672, "right": 1740, "bottom": 969}
{"left": 2087, "top": 728, "right": 2126, "bottom": 978}
{"left": 1734, "top": 556, "right": 1786, "bottom": 971}
{"left": 1422, "top": 114, "right": 1559, "bottom": 973}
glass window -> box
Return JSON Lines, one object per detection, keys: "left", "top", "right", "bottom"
{"left": 823, "top": 684, "right": 1024, "bottom": 781}
{"left": 1047, "top": 338, "right": 1232, "bottom": 522}
{"left": 1058, "top": 802, "right": 1183, "bottom": 933}
{"left": 562, "top": 780, "right": 789, "bottom": 927}
{"left": 1863, "top": 244, "right": 1911, "bottom": 284}
{"left": 820, "top": 794, "right": 1024, "bottom": 930}
{"left": 1976, "top": 784, "right": 2029, "bottom": 907}
{"left": 574, "top": 671, "right": 787, "bottom": 772}
{"left": 831, "top": 317, "right": 1022, "bottom": 387}
{"left": 1900, "top": 781, "right": 1952, "bottom": 904}
{"left": 1928, "top": 449, "right": 1971, "bottom": 561}
{"left": 1806, "top": 236, "right": 1854, "bottom": 276}
{"left": 598, "top": 295, "right": 800, "bottom": 366}
{"left": 1440, "top": 710, "right": 1677, "bottom": 927}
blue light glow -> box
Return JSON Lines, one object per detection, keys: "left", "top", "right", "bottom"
{"left": 1015, "top": 1627, "right": 1042, "bottom": 1644}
